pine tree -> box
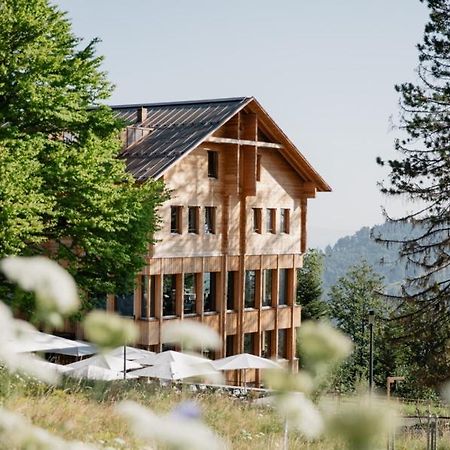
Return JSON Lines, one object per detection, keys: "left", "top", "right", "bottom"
{"left": 0, "top": 0, "right": 165, "bottom": 308}
{"left": 296, "top": 249, "right": 329, "bottom": 320}
{"left": 376, "top": 0, "right": 450, "bottom": 334}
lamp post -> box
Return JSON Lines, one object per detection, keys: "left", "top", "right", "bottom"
{"left": 368, "top": 309, "right": 375, "bottom": 392}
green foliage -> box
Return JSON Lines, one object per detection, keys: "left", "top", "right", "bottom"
{"left": 0, "top": 0, "right": 166, "bottom": 309}
{"left": 328, "top": 263, "right": 395, "bottom": 391}
{"left": 297, "top": 249, "right": 329, "bottom": 320}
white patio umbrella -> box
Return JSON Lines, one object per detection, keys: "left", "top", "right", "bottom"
{"left": 66, "top": 354, "right": 142, "bottom": 372}
{"left": 136, "top": 350, "right": 210, "bottom": 367}
{"left": 8, "top": 331, "right": 93, "bottom": 354}
{"left": 49, "top": 340, "right": 97, "bottom": 357}
{"left": 107, "top": 346, "right": 154, "bottom": 361}
{"left": 33, "top": 359, "right": 72, "bottom": 376}
{"left": 133, "top": 360, "right": 218, "bottom": 381}
{"left": 66, "top": 365, "right": 138, "bottom": 381}
{"left": 212, "top": 353, "right": 281, "bottom": 387}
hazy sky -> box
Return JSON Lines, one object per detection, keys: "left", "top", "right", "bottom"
{"left": 55, "top": 0, "right": 428, "bottom": 248}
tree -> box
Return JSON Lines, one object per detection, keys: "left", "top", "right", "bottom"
{"left": 296, "top": 249, "right": 328, "bottom": 320}
{"left": 0, "top": 0, "right": 165, "bottom": 309}
{"left": 376, "top": 1, "right": 450, "bottom": 342}
{"left": 328, "top": 263, "right": 395, "bottom": 391}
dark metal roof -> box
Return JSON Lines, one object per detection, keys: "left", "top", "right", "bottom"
{"left": 113, "top": 97, "right": 252, "bottom": 181}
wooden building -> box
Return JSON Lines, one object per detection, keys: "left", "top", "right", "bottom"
{"left": 108, "top": 97, "right": 330, "bottom": 374}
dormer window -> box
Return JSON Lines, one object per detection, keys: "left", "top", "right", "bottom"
{"left": 207, "top": 151, "right": 218, "bottom": 178}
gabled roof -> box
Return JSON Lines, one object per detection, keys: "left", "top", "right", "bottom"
{"left": 113, "top": 97, "right": 252, "bottom": 181}
{"left": 112, "top": 97, "right": 330, "bottom": 192}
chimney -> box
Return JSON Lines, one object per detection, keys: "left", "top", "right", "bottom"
{"left": 137, "top": 106, "right": 147, "bottom": 123}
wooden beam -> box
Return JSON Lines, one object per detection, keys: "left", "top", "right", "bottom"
{"left": 206, "top": 136, "right": 283, "bottom": 149}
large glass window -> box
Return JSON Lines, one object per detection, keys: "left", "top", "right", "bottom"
{"left": 244, "top": 333, "right": 255, "bottom": 354}
{"left": 115, "top": 291, "right": 134, "bottom": 317}
{"left": 140, "top": 275, "right": 148, "bottom": 319}
{"left": 207, "top": 150, "right": 218, "bottom": 178}
{"left": 226, "top": 335, "right": 236, "bottom": 357}
{"left": 227, "top": 271, "right": 236, "bottom": 311}
{"left": 163, "top": 274, "right": 176, "bottom": 316}
{"left": 204, "top": 207, "right": 216, "bottom": 234}
{"left": 245, "top": 270, "right": 256, "bottom": 308}
{"left": 171, "top": 206, "right": 182, "bottom": 234}
{"left": 278, "top": 269, "right": 289, "bottom": 306}
{"left": 263, "top": 269, "right": 272, "bottom": 307}
{"left": 184, "top": 273, "right": 196, "bottom": 315}
{"left": 188, "top": 206, "right": 200, "bottom": 234}
{"left": 203, "top": 272, "right": 217, "bottom": 312}
{"left": 278, "top": 329, "right": 288, "bottom": 359}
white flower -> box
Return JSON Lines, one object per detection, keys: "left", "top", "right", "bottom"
{"left": 116, "top": 400, "right": 227, "bottom": 450}
{"left": 84, "top": 310, "right": 138, "bottom": 350}
{"left": 298, "top": 321, "right": 353, "bottom": 375}
{"left": 273, "top": 392, "right": 324, "bottom": 440}
{"left": 324, "top": 395, "right": 399, "bottom": 450}
{"left": 0, "top": 408, "right": 98, "bottom": 449}
{"left": 1, "top": 256, "right": 79, "bottom": 326}
{"left": 162, "top": 320, "right": 221, "bottom": 351}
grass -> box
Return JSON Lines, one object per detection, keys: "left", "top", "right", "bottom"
{"left": 0, "top": 370, "right": 449, "bottom": 449}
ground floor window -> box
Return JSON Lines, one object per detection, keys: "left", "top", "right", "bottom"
{"left": 140, "top": 275, "right": 148, "bottom": 319}
{"left": 278, "top": 328, "right": 288, "bottom": 359}
{"left": 115, "top": 291, "right": 134, "bottom": 317}
{"left": 163, "top": 274, "right": 177, "bottom": 316}
{"left": 261, "top": 330, "right": 273, "bottom": 358}
{"left": 226, "top": 335, "right": 236, "bottom": 357}
{"left": 244, "top": 332, "right": 256, "bottom": 354}
{"left": 203, "top": 272, "right": 217, "bottom": 312}
{"left": 184, "top": 273, "right": 197, "bottom": 314}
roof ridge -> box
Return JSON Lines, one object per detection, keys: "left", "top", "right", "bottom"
{"left": 109, "top": 96, "right": 252, "bottom": 110}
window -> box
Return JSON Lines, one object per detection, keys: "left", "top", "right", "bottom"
{"left": 244, "top": 333, "right": 256, "bottom": 354}
{"left": 188, "top": 206, "right": 200, "bottom": 234}
{"left": 170, "top": 206, "right": 182, "bottom": 234}
{"left": 203, "top": 272, "right": 217, "bottom": 312}
{"left": 245, "top": 270, "right": 256, "bottom": 308}
{"left": 227, "top": 271, "right": 236, "bottom": 311}
{"left": 280, "top": 208, "right": 290, "bottom": 234}
{"left": 163, "top": 274, "right": 176, "bottom": 316}
{"left": 149, "top": 275, "right": 156, "bottom": 318}
{"left": 278, "top": 329, "right": 288, "bottom": 359}
{"left": 115, "top": 291, "right": 134, "bottom": 317}
{"left": 256, "top": 154, "right": 262, "bottom": 182}
{"left": 140, "top": 275, "right": 148, "bottom": 319}
{"left": 226, "top": 335, "right": 236, "bottom": 357}
{"left": 91, "top": 293, "right": 107, "bottom": 310}
{"left": 266, "top": 208, "right": 276, "bottom": 233}
{"left": 204, "top": 207, "right": 216, "bottom": 234}
{"left": 262, "top": 330, "right": 273, "bottom": 358}
{"left": 252, "top": 208, "right": 262, "bottom": 233}
{"left": 263, "top": 269, "right": 273, "bottom": 307}
{"left": 184, "top": 273, "right": 196, "bottom": 315}
{"left": 278, "top": 269, "right": 289, "bottom": 305}
{"left": 207, "top": 150, "right": 218, "bottom": 178}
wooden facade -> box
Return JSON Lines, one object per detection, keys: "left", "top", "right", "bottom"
{"left": 107, "top": 98, "right": 330, "bottom": 381}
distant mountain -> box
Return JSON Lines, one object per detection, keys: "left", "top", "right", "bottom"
{"left": 321, "top": 222, "right": 419, "bottom": 296}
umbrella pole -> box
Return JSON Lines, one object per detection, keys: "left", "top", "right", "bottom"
{"left": 123, "top": 345, "right": 127, "bottom": 380}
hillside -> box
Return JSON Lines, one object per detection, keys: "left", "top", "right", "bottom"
{"left": 321, "top": 222, "right": 419, "bottom": 296}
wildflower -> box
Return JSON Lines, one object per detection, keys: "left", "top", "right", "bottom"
{"left": 264, "top": 369, "right": 314, "bottom": 395}
{"left": 325, "top": 395, "right": 399, "bottom": 450}
{"left": 297, "top": 321, "right": 352, "bottom": 377}
{"left": 162, "top": 320, "right": 221, "bottom": 351}
{"left": 116, "top": 400, "right": 227, "bottom": 450}
{"left": 0, "top": 256, "right": 79, "bottom": 327}
{"left": 83, "top": 310, "right": 138, "bottom": 350}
